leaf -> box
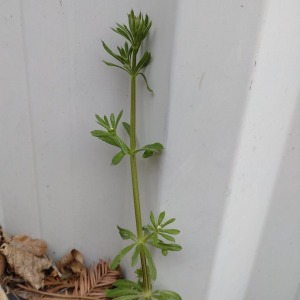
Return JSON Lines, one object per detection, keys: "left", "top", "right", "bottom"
{"left": 153, "top": 290, "right": 182, "bottom": 300}
{"left": 122, "top": 122, "right": 131, "bottom": 137}
{"left": 109, "top": 295, "right": 139, "bottom": 300}
{"left": 112, "top": 151, "right": 125, "bottom": 165}
{"left": 158, "top": 211, "right": 165, "bottom": 225}
{"left": 163, "top": 243, "right": 182, "bottom": 252}
{"left": 152, "top": 233, "right": 159, "bottom": 244}
{"left": 114, "top": 296, "right": 139, "bottom": 300}
{"left": 135, "top": 52, "right": 151, "bottom": 73}
{"left": 103, "top": 60, "right": 128, "bottom": 72}
{"left": 95, "top": 114, "right": 110, "bottom": 130}
{"left": 150, "top": 211, "right": 156, "bottom": 227}
{"left": 115, "top": 110, "right": 123, "bottom": 128}
{"left": 112, "top": 26, "right": 131, "bottom": 42}
{"left": 161, "top": 229, "right": 180, "bottom": 235}
{"left": 91, "top": 130, "right": 119, "bottom": 147}
{"left": 102, "top": 41, "right": 126, "bottom": 65}
{"left": 131, "top": 244, "right": 141, "bottom": 267}
{"left": 154, "top": 242, "right": 182, "bottom": 252}
{"left": 9, "top": 234, "right": 48, "bottom": 257}
{"left": 143, "top": 150, "right": 153, "bottom": 158}
{"left": 142, "top": 245, "right": 157, "bottom": 280}
{"left": 139, "top": 142, "right": 164, "bottom": 158}
{"left": 110, "top": 113, "right": 116, "bottom": 128}
{"left": 56, "top": 248, "right": 84, "bottom": 274}
{"left": 143, "top": 232, "right": 154, "bottom": 243}
{"left": 134, "top": 268, "right": 143, "bottom": 282}
{"left": 117, "top": 46, "right": 126, "bottom": 58}
{"left": 110, "top": 243, "right": 135, "bottom": 270}
{"left": 106, "top": 287, "right": 139, "bottom": 297}
{"left": 161, "top": 218, "right": 176, "bottom": 228}
{"left": 158, "top": 233, "right": 175, "bottom": 242}
{"left": 112, "top": 279, "right": 143, "bottom": 291}
{"left": 141, "top": 19, "right": 152, "bottom": 40}
{"left": 115, "top": 135, "right": 128, "bottom": 154}
{"left": 117, "top": 226, "right": 137, "bottom": 241}
{"left": 0, "top": 243, "right": 52, "bottom": 290}
{"left": 104, "top": 115, "right": 110, "bottom": 125}
{"left": 141, "top": 143, "right": 164, "bottom": 153}
{"left": 147, "top": 225, "right": 155, "bottom": 232}
{"left": 114, "top": 23, "right": 133, "bottom": 42}
{"left": 138, "top": 72, "right": 153, "bottom": 92}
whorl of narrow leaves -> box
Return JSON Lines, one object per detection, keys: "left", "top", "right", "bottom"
{"left": 91, "top": 110, "right": 164, "bottom": 165}
{"left": 102, "top": 10, "right": 153, "bottom": 91}
{"left": 109, "top": 211, "right": 182, "bottom": 282}
{"left": 116, "top": 10, "right": 152, "bottom": 50}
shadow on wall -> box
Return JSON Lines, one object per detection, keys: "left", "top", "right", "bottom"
{"left": 245, "top": 96, "right": 300, "bottom": 300}
{"left": 153, "top": 1, "right": 268, "bottom": 298}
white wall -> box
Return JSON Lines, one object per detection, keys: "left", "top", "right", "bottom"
{"left": 0, "top": 0, "right": 177, "bottom": 260}
{"left": 1, "top": 0, "right": 300, "bottom": 299}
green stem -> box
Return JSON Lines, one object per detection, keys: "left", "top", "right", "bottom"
{"left": 130, "top": 56, "right": 151, "bottom": 295}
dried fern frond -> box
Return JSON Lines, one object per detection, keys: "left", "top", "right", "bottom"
{"left": 44, "top": 277, "right": 76, "bottom": 294}
{"left": 18, "top": 260, "right": 121, "bottom": 300}
{"left": 73, "top": 260, "right": 120, "bottom": 299}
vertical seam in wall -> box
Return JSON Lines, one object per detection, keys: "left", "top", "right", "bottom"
{"left": 65, "top": 0, "right": 76, "bottom": 246}
{"left": 19, "top": 0, "right": 43, "bottom": 236}
{"left": 163, "top": 0, "right": 179, "bottom": 144}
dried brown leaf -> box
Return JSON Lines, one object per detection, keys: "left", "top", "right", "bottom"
{"left": 4, "top": 254, "right": 119, "bottom": 300}
{"left": 56, "top": 250, "right": 84, "bottom": 275}
{"left": 10, "top": 235, "right": 48, "bottom": 257}
{"left": 68, "top": 262, "right": 84, "bottom": 276}
{"left": 70, "top": 250, "right": 83, "bottom": 265}
{"left": 0, "top": 226, "right": 11, "bottom": 246}
{"left": 0, "top": 243, "right": 51, "bottom": 290}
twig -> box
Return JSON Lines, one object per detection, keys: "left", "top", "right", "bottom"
{"left": 16, "top": 285, "right": 100, "bottom": 300}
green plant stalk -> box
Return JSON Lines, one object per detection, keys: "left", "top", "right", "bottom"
{"left": 129, "top": 51, "right": 151, "bottom": 297}
{"left": 94, "top": 12, "right": 182, "bottom": 299}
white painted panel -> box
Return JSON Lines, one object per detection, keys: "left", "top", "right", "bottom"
{"left": 245, "top": 102, "right": 300, "bottom": 300}
{"left": 0, "top": 0, "right": 41, "bottom": 235}
{"left": 0, "top": 0, "right": 177, "bottom": 263}
{"left": 1, "top": 0, "right": 300, "bottom": 299}
{"left": 155, "top": 0, "right": 267, "bottom": 298}
{"left": 205, "top": 0, "right": 300, "bottom": 298}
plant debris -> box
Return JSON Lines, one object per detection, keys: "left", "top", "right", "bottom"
{"left": 0, "top": 225, "right": 121, "bottom": 299}
{"left": 1, "top": 243, "right": 52, "bottom": 289}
